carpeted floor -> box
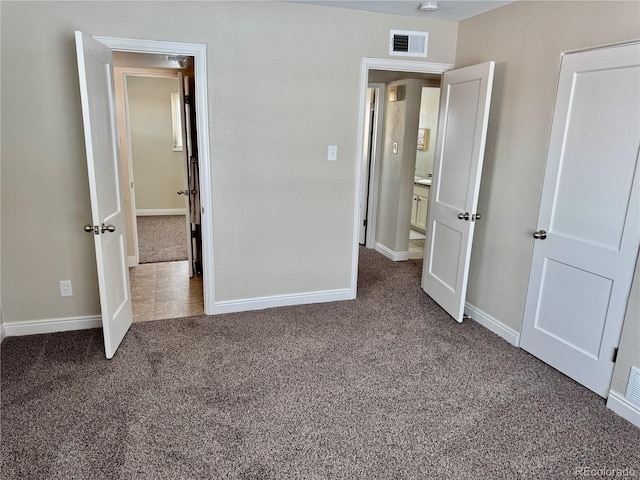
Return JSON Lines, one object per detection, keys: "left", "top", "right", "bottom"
{"left": 2, "top": 248, "right": 639, "bottom": 479}
{"left": 136, "top": 215, "right": 188, "bottom": 264}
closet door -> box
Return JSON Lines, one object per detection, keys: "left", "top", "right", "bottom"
{"left": 521, "top": 42, "right": 640, "bottom": 397}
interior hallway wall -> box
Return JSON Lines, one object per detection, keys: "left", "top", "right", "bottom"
{"left": 126, "top": 76, "right": 184, "bottom": 212}
{"left": 376, "top": 79, "right": 425, "bottom": 256}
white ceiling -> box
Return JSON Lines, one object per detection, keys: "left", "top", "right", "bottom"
{"left": 293, "top": 0, "right": 516, "bottom": 22}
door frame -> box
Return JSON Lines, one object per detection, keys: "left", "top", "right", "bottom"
{"left": 116, "top": 68, "right": 182, "bottom": 267}
{"left": 361, "top": 83, "right": 385, "bottom": 249}
{"left": 96, "top": 36, "right": 215, "bottom": 314}
{"left": 351, "top": 58, "right": 453, "bottom": 296}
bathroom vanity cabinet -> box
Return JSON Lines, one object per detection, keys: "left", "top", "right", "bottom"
{"left": 411, "top": 184, "right": 430, "bottom": 232}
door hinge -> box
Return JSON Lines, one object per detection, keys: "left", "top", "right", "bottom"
{"left": 363, "top": 218, "right": 367, "bottom": 227}
{"left": 612, "top": 347, "right": 619, "bottom": 363}
{"left": 184, "top": 95, "right": 190, "bottom": 104}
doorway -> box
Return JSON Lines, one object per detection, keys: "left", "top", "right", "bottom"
{"left": 357, "top": 64, "right": 444, "bottom": 265}
{"left": 353, "top": 58, "right": 496, "bottom": 324}
{"left": 97, "top": 36, "right": 215, "bottom": 317}
{"left": 112, "top": 57, "right": 204, "bottom": 322}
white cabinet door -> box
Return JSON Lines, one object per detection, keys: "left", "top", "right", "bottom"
{"left": 416, "top": 193, "right": 428, "bottom": 231}
{"left": 411, "top": 195, "right": 419, "bottom": 228}
{"left": 520, "top": 43, "right": 640, "bottom": 397}
{"left": 76, "top": 31, "right": 132, "bottom": 359}
{"left": 422, "top": 62, "right": 495, "bottom": 322}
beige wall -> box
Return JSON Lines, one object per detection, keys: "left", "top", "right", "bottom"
{"left": 126, "top": 76, "right": 184, "bottom": 211}
{"left": 415, "top": 87, "right": 440, "bottom": 178}
{"left": 112, "top": 64, "right": 184, "bottom": 260}
{"left": 611, "top": 251, "right": 640, "bottom": 395}
{"left": 376, "top": 79, "right": 424, "bottom": 254}
{"left": 456, "top": 1, "right": 640, "bottom": 396}
{"left": 0, "top": 1, "right": 458, "bottom": 321}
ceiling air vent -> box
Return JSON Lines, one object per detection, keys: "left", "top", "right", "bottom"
{"left": 390, "top": 30, "right": 429, "bottom": 58}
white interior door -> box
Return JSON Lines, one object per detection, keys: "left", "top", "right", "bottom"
{"left": 178, "top": 72, "right": 194, "bottom": 277}
{"left": 359, "top": 88, "right": 374, "bottom": 244}
{"left": 520, "top": 42, "right": 640, "bottom": 397}
{"left": 179, "top": 73, "right": 202, "bottom": 278}
{"left": 76, "top": 31, "right": 133, "bottom": 359}
{"left": 422, "top": 61, "right": 495, "bottom": 322}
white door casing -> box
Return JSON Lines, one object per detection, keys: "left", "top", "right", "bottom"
{"left": 359, "top": 88, "right": 374, "bottom": 245}
{"left": 520, "top": 42, "right": 640, "bottom": 397}
{"left": 363, "top": 83, "right": 385, "bottom": 249}
{"left": 76, "top": 31, "right": 133, "bottom": 359}
{"left": 422, "top": 61, "right": 495, "bottom": 322}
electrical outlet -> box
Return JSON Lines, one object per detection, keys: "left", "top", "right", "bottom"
{"left": 60, "top": 280, "right": 73, "bottom": 297}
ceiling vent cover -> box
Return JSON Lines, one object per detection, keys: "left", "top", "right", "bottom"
{"left": 390, "top": 30, "right": 429, "bottom": 58}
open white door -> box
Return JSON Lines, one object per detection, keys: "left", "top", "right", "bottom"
{"left": 178, "top": 72, "right": 194, "bottom": 277}
{"left": 76, "top": 31, "right": 132, "bottom": 359}
{"left": 520, "top": 43, "right": 640, "bottom": 397}
{"left": 422, "top": 62, "right": 495, "bottom": 322}
{"left": 178, "top": 73, "right": 202, "bottom": 277}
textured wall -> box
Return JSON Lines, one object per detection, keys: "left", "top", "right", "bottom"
{"left": 126, "top": 76, "right": 184, "bottom": 211}
{"left": 0, "top": 1, "right": 457, "bottom": 321}
{"left": 376, "top": 79, "right": 424, "bottom": 254}
{"left": 611, "top": 251, "right": 640, "bottom": 396}
{"left": 456, "top": 1, "right": 640, "bottom": 396}
{"left": 456, "top": 0, "right": 640, "bottom": 329}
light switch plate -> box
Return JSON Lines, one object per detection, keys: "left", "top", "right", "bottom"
{"left": 328, "top": 145, "right": 337, "bottom": 161}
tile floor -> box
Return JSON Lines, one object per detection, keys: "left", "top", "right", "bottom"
{"left": 129, "top": 261, "right": 204, "bottom": 322}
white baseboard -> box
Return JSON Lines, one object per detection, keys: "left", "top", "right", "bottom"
{"left": 128, "top": 255, "right": 138, "bottom": 267}
{"left": 136, "top": 208, "right": 186, "bottom": 216}
{"left": 2, "top": 315, "right": 102, "bottom": 338}
{"left": 0, "top": 324, "right": 5, "bottom": 343}
{"left": 375, "top": 242, "right": 409, "bottom": 262}
{"left": 464, "top": 303, "right": 520, "bottom": 347}
{"left": 214, "top": 288, "right": 354, "bottom": 315}
{"left": 607, "top": 390, "right": 640, "bottom": 428}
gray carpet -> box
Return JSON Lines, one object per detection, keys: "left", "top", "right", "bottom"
{"left": 2, "top": 248, "right": 639, "bottom": 479}
{"left": 136, "top": 215, "right": 188, "bottom": 264}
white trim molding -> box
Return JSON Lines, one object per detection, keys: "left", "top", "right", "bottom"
{"left": 375, "top": 242, "right": 409, "bottom": 262}
{"left": 607, "top": 390, "right": 640, "bottom": 428}
{"left": 2, "top": 315, "right": 102, "bottom": 338}
{"left": 0, "top": 324, "right": 6, "bottom": 343}
{"left": 464, "top": 303, "right": 521, "bottom": 347}
{"left": 214, "top": 289, "right": 353, "bottom": 315}
{"left": 136, "top": 208, "right": 186, "bottom": 216}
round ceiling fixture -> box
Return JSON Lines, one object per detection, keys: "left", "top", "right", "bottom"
{"left": 419, "top": 1, "right": 439, "bottom": 12}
